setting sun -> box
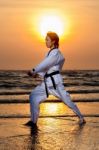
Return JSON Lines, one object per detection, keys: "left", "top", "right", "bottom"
{"left": 39, "top": 15, "right": 64, "bottom": 37}
{"left": 30, "top": 12, "right": 70, "bottom": 41}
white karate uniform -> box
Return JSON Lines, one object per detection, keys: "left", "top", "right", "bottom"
{"left": 29, "top": 48, "right": 83, "bottom": 123}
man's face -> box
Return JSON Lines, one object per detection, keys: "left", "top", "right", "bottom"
{"left": 45, "top": 36, "right": 54, "bottom": 48}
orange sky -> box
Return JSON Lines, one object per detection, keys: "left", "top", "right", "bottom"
{"left": 0, "top": 0, "right": 99, "bottom": 70}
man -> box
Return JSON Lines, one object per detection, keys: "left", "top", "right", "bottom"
{"left": 25, "top": 31, "right": 86, "bottom": 128}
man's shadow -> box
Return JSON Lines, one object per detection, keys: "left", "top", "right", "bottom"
{"left": 26, "top": 126, "right": 41, "bottom": 150}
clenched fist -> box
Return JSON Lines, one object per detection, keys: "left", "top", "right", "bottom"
{"left": 27, "top": 70, "right": 38, "bottom": 78}
{"left": 27, "top": 70, "right": 44, "bottom": 81}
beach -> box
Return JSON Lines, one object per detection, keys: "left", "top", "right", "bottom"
{"left": 0, "top": 116, "right": 99, "bottom": 150}
{"left": 0, "top": 70, "right": 99, "bottom": 150}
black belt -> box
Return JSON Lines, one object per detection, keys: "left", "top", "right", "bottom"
{"left": 44, "top": 70, "right": 60, "bottom": 98}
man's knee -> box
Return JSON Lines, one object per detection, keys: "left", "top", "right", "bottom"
{"left": 29, "top": 85, "right": 41, "bottom": 98}
{"left": 61, "top": 91, "right": 74, "bottom": 106}
{"left": 29, "top": 83, "right": 47, "bottom": 103}
{"left": 29, "top": 88, "right": 38, "bottom": 103}
{"left": 29, "top": 93, "right": 39, "bottom": 107}
{"left": 29, "top": 88, "right": 44, "bottom": 102}
{"left": 29, "top": 90, "right": 34, "bottom": 99}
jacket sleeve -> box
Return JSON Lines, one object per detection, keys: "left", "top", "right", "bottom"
{"left": 32, "top": 51, "right": 59, "bottom": 74}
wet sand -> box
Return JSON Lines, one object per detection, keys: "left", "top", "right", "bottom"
{"left": 0, "top": 101, "right": 99, "bottom": 150}
{"left": 0, "top": 117, "right": 99, "bottom": 150}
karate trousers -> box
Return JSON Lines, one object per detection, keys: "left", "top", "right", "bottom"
{"left": 29, "top": 82, "right": 83, "bottom": 123}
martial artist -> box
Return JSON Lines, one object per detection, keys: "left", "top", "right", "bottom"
{"left": 25, "top": 31, "right": 86, "bottom": 128}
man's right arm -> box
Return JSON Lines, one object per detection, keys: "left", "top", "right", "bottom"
{"left": 31, "top": 50, "right": 59, "bottom": 74}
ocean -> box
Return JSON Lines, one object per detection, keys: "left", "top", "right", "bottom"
{"left": 0, "top": 70, "right": 99, "bottom": 118}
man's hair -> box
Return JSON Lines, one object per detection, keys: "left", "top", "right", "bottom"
{"left": 46, "top": 31, "right": 59, "bottom": 48}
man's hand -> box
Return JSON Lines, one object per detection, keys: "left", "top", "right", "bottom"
{"left": 27, "top": 70, "right": 32, "bottom": 76}
{"left": 27, "top": 70, "right": 44, "bottom": 81}
{"left": 27, "top": 70, "right": 38, "bottom": 78}
{"left": 27, "top": 70, "right": 43, "bottom": 79}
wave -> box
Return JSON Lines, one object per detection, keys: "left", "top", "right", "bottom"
{"left": 0, "top": 89, "right": 99, "bottom": 95}
{"left": 0, "top": 114, "right": 99, "bottom": 118}
{"left": 0, "top": 83, "right": 36, "bottom": 88}
{"left": 63, "top": 83, "right": 99, "bottom": 86}
{"left": 62, "top": 70, "right": 99, "bottom": 76}
{"left": 0, "top": 99, "right": 99, "bottom": 104}
{"left": 0, "top": 82, "right": 99, "bottom": 88}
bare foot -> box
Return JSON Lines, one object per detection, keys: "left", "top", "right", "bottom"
{"left": 78, "top": 118, "right": 86, "bottom": 126}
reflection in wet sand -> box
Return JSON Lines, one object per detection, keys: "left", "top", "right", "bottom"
{"left": 0, "top": 117, "right": 99, "bottom": 149}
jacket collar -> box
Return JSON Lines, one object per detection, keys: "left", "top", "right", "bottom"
{"left": 47, "top": 47, "right": 58, "bottom": 56}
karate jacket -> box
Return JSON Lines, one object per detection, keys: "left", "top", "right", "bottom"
{"left": 32, "top": 48, "right": 65, "bottom": 87}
